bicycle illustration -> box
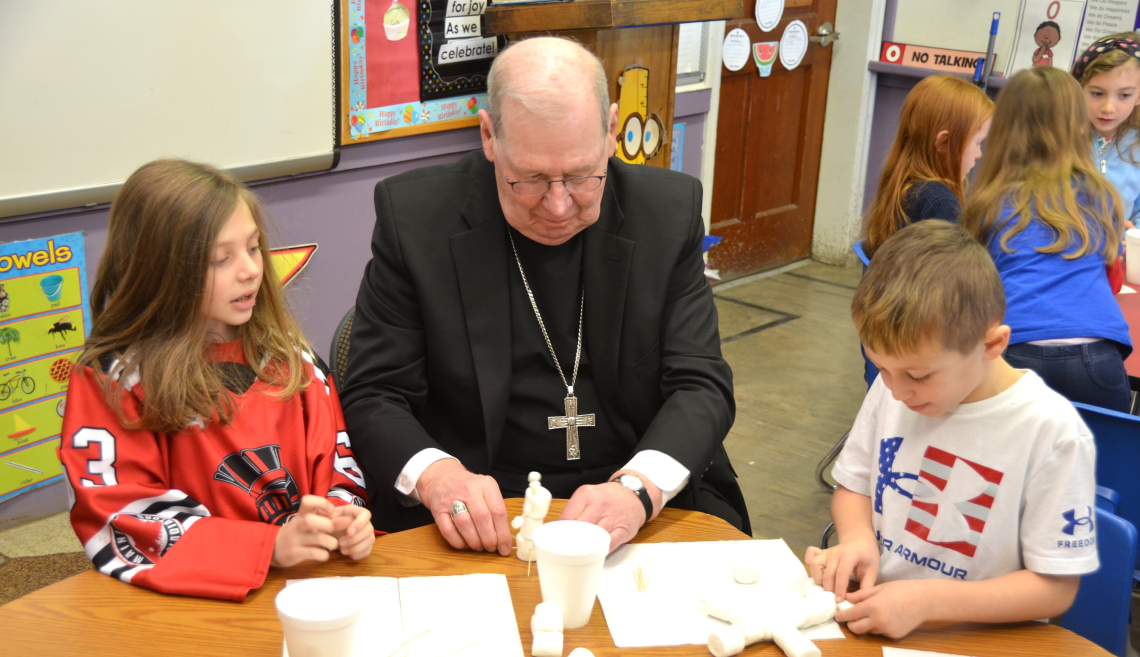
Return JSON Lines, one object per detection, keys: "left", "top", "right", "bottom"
{"left": 0, "top": 370, "right": 35, "bottom": 401}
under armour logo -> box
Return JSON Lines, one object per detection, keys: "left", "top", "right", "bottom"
{"left": 875, "top": 437, "right": 919, "bottom": 513}
{"left": 1062, "top": 507, "right": 1095, "bottom": 536}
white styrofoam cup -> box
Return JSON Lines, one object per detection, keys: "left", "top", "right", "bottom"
{"left": 531, "top": 520, "right": 610, "bottom": 629}
{"left": 276, "top": 578, "right": 364, "bottom": 657}
{"left": 1126, "top": 229, "right": 1140, "bottom": 285}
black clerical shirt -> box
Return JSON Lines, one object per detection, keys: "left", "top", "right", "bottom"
{"left": 492, "top": 228, "right": 631, "bottom": 499}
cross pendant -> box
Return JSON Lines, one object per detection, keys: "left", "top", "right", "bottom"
{"left": 548, "top": 395, "right": 595, "bottom": 460}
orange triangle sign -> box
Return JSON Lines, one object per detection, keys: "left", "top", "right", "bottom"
{"left": 269, "top": 244, "right": 318, "bottom": 288}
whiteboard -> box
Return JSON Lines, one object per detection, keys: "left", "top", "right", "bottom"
{"left": 0, "top": 0, "right": 336, "bottom": 219}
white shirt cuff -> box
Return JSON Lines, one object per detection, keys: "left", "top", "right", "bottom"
{"left": 395, "top": 448, "right": 457, "bottom": 503}
{"left": 623, "top": 450, "right": 691, "bottom": 504}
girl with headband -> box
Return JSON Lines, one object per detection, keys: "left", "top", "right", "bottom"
{"left": 1072, "top": 33, "right": 1140, "bottom": 230}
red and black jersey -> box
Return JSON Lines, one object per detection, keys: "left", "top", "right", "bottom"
{"left": 59, "top": 340, "right": 369, "bottom": 601}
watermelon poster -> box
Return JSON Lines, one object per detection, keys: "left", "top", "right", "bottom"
{"left": 754, "top": 42, "right": 779, "bottom": 77}
{"left": 0, "top": 232, "right": 89, "bottom": 503}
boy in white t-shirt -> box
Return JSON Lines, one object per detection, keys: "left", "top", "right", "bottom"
{"left": 806, "top": 220, "right": 1098, "bottom": 638}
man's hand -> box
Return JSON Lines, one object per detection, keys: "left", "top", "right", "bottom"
{"left": 561, "top": 469, "right": 662, "bottom": 553}
{"left": 836, "top": 580, "right": 932, "bottom": 639}
{"left": 329, "top": 504, "right": 375, "bottom": 560}
{"left": 805, "top": 536, "right": 880, "bottom": 602}
{"left": 417, "top": 459, "right": 512, "bottom": 555}
{"left": 272, "top": 495, "right": 339, "bottom": 568}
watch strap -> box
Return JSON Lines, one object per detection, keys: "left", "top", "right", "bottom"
{"left": 611, "top": 475, "right": 653, "bottom": 525}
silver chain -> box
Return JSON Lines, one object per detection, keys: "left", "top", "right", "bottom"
{"left": 507, "top": 229, "right": 584, "bottom": 395}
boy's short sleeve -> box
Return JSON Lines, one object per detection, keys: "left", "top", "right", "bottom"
{"left": 1019, "top": 423, "right": 1099, "bottom": 576}
{"left": 831, "top": 378, "right": 885, "bottom": 497}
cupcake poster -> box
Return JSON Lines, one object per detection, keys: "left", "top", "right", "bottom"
{"left": 0, "top": 232, "right": 89, "bottom": 503}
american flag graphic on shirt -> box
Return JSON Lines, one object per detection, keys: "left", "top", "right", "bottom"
{"left": 904, "top": 446, "right": 1004, "bottom": 557}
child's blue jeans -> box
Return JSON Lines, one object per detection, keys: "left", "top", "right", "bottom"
{"left": 1004, "top": 340, "right": 1132, "bottom": 413}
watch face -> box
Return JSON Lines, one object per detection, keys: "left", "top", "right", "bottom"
{"left": 620, "top": 474, "right": 644, "bottom": 492}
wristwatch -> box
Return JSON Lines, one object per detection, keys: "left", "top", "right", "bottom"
{"left": 610, "top": 474, "right": 653, "bottom": 525}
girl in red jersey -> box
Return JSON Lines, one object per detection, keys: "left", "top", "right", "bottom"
{"left": 60, "top": 159, "right": 374, "bottom": 601}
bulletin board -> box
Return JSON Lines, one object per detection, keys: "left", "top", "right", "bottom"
{"left": 0, "top": 233, "right": 90, "bottom": 503}
{"left": 341, "top": 0, "right": 504, "bottom": 144}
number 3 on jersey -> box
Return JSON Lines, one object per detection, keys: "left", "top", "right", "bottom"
{"left": 334, "top": 431, "right": 366, "bottom": 488}
{"left": 72, "top": 428, "right": 119, "bottom": 487}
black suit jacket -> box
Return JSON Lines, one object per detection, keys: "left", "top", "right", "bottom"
{"left": 340, "top": 151, "right": 747, "bottom": 532}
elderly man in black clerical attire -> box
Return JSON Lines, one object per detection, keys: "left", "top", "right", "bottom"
{"left": 341, "top": 36, "right": 748, "bottom": 555}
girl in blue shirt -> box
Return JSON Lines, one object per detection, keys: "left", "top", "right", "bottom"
{"left": 1073, "top": 33, "right": 1140, "bottom": 229}
{"left": 962, "top": 67, "right": 1132, "bottom": 412}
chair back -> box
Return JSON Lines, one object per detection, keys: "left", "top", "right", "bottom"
{"left": 851, "top": 240, "right": 877, "bottom": 389}
{"left": 1073, "top": 402, "right": 1140, "bottom": 572}
{"left": 1059, "top": 506, "right": 1138, "bottom": 657}
{"left": 852, "top": 239, "right": 871, "bottom": 269}
{"left": 329, "top": 306, "right": 356, "bottom": 386}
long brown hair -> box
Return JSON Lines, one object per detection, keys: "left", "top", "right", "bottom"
{"left": 1074, "top": 31, "right": 1140, "bottom": 162}
{"left": 961, "top": 67, "right": 1122, "bottom": 263}
{"left": 80, "top": 159, "right": 312, "bottom": 433}
{"left": 863, "top": 75, "right": 994, "bottom": 256}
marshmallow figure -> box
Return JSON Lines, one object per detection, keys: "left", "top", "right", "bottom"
{"left": 531, "top": 602, "right": 564, "bottom": 657}
{"left": 514, "top": 472, "right": 552, "bottom": 562}
{"left": 705, "top": 589, "right": 856, "bottom": 657}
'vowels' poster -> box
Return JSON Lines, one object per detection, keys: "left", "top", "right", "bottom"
{"left": 0, "top": 232, "right": 89, "bottom": 503}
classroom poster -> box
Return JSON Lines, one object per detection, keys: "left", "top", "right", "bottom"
{"left": 1007, "top": 0, "right": 1089, "bottom": 74}
{"left": 1076, "top": 0, "right": 1140, "bottom": 57}
{"left": 347, "top": 0, "right": 491, "bottom": 138}
{"left": 0, "top": 233, "right": 89, "bottom": 503}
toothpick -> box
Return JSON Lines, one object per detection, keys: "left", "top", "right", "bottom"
{"left": 527, "top": 556, "right": 532, "bottom": 577}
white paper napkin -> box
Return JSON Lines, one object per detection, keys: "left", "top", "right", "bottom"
{"left": 596, "top": 539, "right": 845, "bottom": 648}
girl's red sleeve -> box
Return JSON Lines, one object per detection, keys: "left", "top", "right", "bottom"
{"left": 59, "top": 366, "right": 279, "bottom": 601}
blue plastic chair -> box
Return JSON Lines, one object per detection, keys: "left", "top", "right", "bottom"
{"left": 1073, "top": 402, "right": 1140, "bottom": 580}
{"left": 852, "top": 240, "right": 878, "bottom": 389}
{"left": 1059, "top": 502, "right": 1138, "bottom": 657}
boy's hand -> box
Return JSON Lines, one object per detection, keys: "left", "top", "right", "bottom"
{"left": 805, "top": 536, "right": 880, "bottom": 601}
{"left": 330, "top": 504, "right": 375, "bottom": 560}
{"left": 272, "top": 495, "right": 338, "bottom": 568}
{"left": 836, "top": 580, "right": 931, "bottom": 639}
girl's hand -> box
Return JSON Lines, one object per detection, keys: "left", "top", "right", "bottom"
{"left": 805, "top": 536, "right": 880, "bottom": 602}
{"left": 330, "top": 504, "right": 375, "bottom": 560}
{"left": 836, "top": 580, "right": 931, "bottom": 639}
{"left": 272, "top": 495, "right": 338, "bottom": 568}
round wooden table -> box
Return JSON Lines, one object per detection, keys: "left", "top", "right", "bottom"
{"left": 0, "top": 499, "right": 1108, "bottom": 655}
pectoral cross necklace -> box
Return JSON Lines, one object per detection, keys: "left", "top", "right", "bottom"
{"left": 508, "top": 229, "right": 594, "bottom": 460}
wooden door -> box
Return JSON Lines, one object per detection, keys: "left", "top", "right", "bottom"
{"left": 709, "top": 0, "right": 837, "bottom": 281}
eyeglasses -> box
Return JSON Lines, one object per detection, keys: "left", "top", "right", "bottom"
{"left": 503, "top": 170, "right": 607, "bottom": 197}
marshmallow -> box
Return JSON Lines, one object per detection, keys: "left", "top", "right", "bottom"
{"left": 732, "top": 561, "right": 759, "bottom": 584}
{"left": 517, "top": 536, "right": 535, "bottom": 561}
{"left": 788, "top": 591, "right": 838, "bottom": 628}
{"left": 707, "top": 626, "right": 746, "bottom": 657}
{"left": 837, "top": 600, "right": 854, "bottom": 612}
{"left": 771, "top": 621, "right": 821, "bottom": 657}
{"left": 700, "top": 598, "right": 751, "bottom": 624}
{"left": 519, "top": 515, "right": 543, "bottom": 541}
{"left": 512, "top": 516, "right": 525, "bottom": 530}
{"left": 528, "top": 471, "right": 542, "bottom": 483}
{"left": 734, "top": 616, "right": 772, "bottom": 643}
{"left": 531, "top": 630, "right": 563, "bottom": 657}
{"left": 566, "top": 650, "right": 594, "bottom": 657}
{"left": 531, "top": 602, "right": 563, "bottom": 633}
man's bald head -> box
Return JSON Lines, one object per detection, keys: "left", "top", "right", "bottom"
{"left": 486, "top": 37, "right": 611, "bottom": 139}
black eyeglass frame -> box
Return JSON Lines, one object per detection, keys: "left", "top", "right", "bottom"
{"left": 502, "top": 169, "right": 608, "bottom": 197}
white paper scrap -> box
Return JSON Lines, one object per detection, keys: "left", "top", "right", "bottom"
{"left": 1118, "top": 285, "right": 1135, "bottom": 295}
{"left": 882, "top": 648, "right": 976, "bottom": 657}
{"left": 283, "top": 574, "right": 522, "bottom": 657}
{"left": 596, "top": 539, "right": 845, "bottom": 648}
